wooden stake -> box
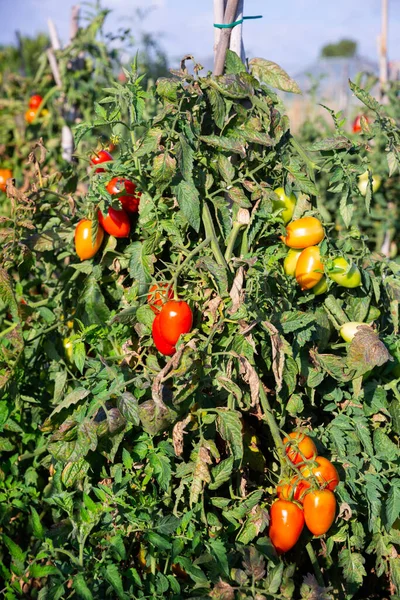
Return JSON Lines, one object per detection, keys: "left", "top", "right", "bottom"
{"left": 213, "top": 0, "right": 240, "bottom": 76}
{"left": 213, "top": 0, "right": 226, "bottom": 61}
{"left": 70, "top": 5, "right": 80, "bottom": 43}
{"left": 46, "top": 49, "right": 62, "bottom": 87}
{"left": 378, "top": 0, "right": 388, "bottom": 100}
{"left": 48, "top": 18, "right": 61, "bottom": 51}
{"left": 229, "top": 0, "right": 245, "bottom": 63}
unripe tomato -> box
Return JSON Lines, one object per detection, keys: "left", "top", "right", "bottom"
{"left": 272, "top": 187, "right": 296, "bottom": 224}
{"left": 148, "top": 283, "right": 174, "bottom": 314}
{"left": 340, "top": 321, "right": 367, "bottom": 343}
{"left": 358, "top": 170, "right": 381, "bottom": 196}
{"left": 90, "top": 150, "right": 113, "bottom": 173}
{"left": 283, "top": 249, "right": 302, "bottom": 276}
{"left": 277, "top": 476, "right": 310, "bottom": 503}
{"left": 327, "top": 257, "right": 361, "bottom": 288}
{"left": 74, "top": 219, "right": 104, "bottom": 260}
{"left": 283, "top": 432, "right": 317, "bottom": 465}
{"left": 301, "top": 456, "right": 339, "bottom": 491}
{"left": 152, "top": 314, "right": 176, "bottom": 356}
{"left": 269, "top": 500, "right": 304, "bottom": 553}
{"left": 63, "top": 338, "right": 73, "bottom": 362}
{"left": 282, "top": 216, "right": 324, "bottom": 249}
{"left": 0, "top": 168, "right": 13, "bottom": 192}
{"left": 158, "top": 300, "right": 193, "bottom": 345}
{"left": 106, "top": 176, "right": 141, "bottom": 213}
{"left": 98, "top": 207, "right": 130, "bottom": 238}
{"left": 303, "top": 489, "right": 336, "bottom": 536}
{"left": 29, "top": 94, "right": 43, "bottom": 109}
{"left": 25, "top": 108, "right": 38, "bottom": 124}
{"left": 312, "top": 276, "right": 328, "bottom": 296}
{"left": 295, "top": 246, "right": 324, "bottom": 290}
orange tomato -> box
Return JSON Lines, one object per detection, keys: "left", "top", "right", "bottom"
{"left": 98, "top": 207, "right": 130, "bottom": 238}
{"left": 269, "top": 499, "right": 304, "bottom": 553}
{"left": 283, "top": 432, "right": 317, "bottom": 465}
{"left": 303, "top": 489, "right": 336, "bottom": 535}
{"left": 158, "top": 300, "right": 193, "bottom": 346}
{"left": 147, "top": 283, "right": 174, "bottom": 314}
{"left": 0, "top": 168, "right": 13, "bottom": 192}
{"left": 74, "top": 219, "right": 104, "bottom": 261}
{"left": 301, "top": 456, "right": 339, "bottom": 491}
{"left": 277, "top": 476, "right": 310, "bottom": 503}
{"left": 282, "top": 216, "right": 324, "bottom": 249}
{"left": 295, "top": 246, "right": 324, "bottom": 290}
{"left": 25, "top": 108, "right": 38, "bottom": 124}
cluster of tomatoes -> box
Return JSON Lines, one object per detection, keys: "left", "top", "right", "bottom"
{"left": 25, "top": 94, "right": 49, "bottom": 124}
{"left": 148, "top": 284, "right": 193, "bottom": 356}
{"left": 74, "top": 150, "right": 141, "bottom": 260}
{"left": 274, "top": 188, "right": 362, "bottom": 293}
{"left": 269, "top": 432, "right": 339, "bottom": 553}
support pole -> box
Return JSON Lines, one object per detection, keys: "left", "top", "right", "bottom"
{"left": 213, "top": 0, "right": 240, "bottom": 76}
{"left": 229, "top": 0, "right": 246, "bottom": 64}
{"left": 378, "top": 0, "right": 388, "bottom": 100}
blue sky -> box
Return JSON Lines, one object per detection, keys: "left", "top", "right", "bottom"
{"left": 1, "top": 0, "right": 399, "bottom": 75}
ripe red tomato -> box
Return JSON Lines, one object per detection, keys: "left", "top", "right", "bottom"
{"left": 148, "top": 283, "right": 174, "bottom": 314}
{"left": 277, "top": 477, "right": 310, "bottom": 503}
{"left": 301, "top": 456, "right": 339, "bottom": 491}
{"left": 295, "top": 246, "right": 324, "bottom": 290}
{"left": 269, "top": 500, "right": 304, "bottom": 553}
{"left": 303, "top": 489, "right": 336, "bottom": 535}
{"left": 152, "top": 314, "right": 176, "bottom": 356}
{"left": 106, "top": 176, "right": 141, "bottom": 213}
{"left": 282, "top": 216, "right": 324, "bottom": 249}
{"left": 91, "top": 150, "right": 113, "bottom": 173}
{"left": 74, "top": 219, "right": 104, "bottom": 260}
{"left": 0, "top": 168, "right": 13, "bottom": 192}
{"left": 283, "top": 432, "right": 317, "bottom": 465}
{"left": 25, "top": 108, "right": 38, "bottom": 124}
{"left": 29, "top": 94, "right": 43, "bottom": 109}
{"left": 158, "top": 300, "right": 193, "bottom": 345}
{"left": 98, "top": 207, "right": 130, "bottom": 238}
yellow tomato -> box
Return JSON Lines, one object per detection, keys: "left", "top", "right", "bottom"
{"left": 295, "top": 246, "right": 324, "bottom": 290}
{"left": 282, "top": 217, "right": 324, "bottom": 249}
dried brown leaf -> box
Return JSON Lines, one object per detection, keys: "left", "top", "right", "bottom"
{"left": 172, "top": 414, "right": 192, "bottom": 456}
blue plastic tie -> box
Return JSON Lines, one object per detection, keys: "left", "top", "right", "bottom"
{"left": 214, "top": 15, "right": 262, "bottom": 29}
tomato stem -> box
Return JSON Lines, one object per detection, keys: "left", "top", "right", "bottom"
{"left": 258, "top": 383, "right": 286, "bottom": 468}
{"left": 171, "top": 237, "right": 211, "bottom": 296}
{"left": 202, "top": 203, "right": 229, "bottom": 270}
{"left": 224, "top": 222, "right": 244, "bottom": 263}
{"left": 306, "top": 542, "right": 325, "bottom": 587}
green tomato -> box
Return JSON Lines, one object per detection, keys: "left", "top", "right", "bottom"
{"left": 327, "top": 257, "right": 361, "bottom": 288}
{"left": 340, "top": 321, "right": 367, "bottom": 342}
{"left": 283, "top": 248, "right": 303, "bottom": 276}
{"left": 312, "top": 276, "right": 328, "bottom": 296}
{"left": 63, "top": 338, "right": 73, "bottom": 362}
{"left": 357, "top": 171, "right": 382, "bottom": 196}
{"left": 272, "top": 187, "right": 296, "bottom": 224}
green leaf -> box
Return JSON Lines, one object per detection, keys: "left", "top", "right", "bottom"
{"left": 211, "top": 73, "right": 255, "bottom": 99}
{"left": 236, "top": 505, "right": 269, "bottom": 544}
{"left": 30, "top": 507, "right": 44, "bottom": 540}
{"left": 206, "top": 88, "right": 226, "bottom": 129}
{"left": 308, "top": 136, "right": 352, "bottom": 151}
{"left": 73, "top": 574, "right": 94, "bottom": 600}
{"left": 127, "top": 241, "right": 154, "bottom": 295}
{"left": 29, "top": 564, "right": 61, "bottom": 577}
{"left": 177, "top": 134, "right": 194, "bottom": 181}
{"left": 117, "top": 392, "right": 139, "bottom": 425}
{"left": 386, "top": 481, "right": 400, "bottom": 529}
{"left": 216, "top": 409, "right": 243, "bottom": 464}
{"left": 49, "top": 388, "right": 90, "bottom": 419}
{"left": 208, "top": 538, "right": 229, "bottom": 577}
{"left": 135, "top": 127, "right": 163, "bottom": 157}
{"left": 209, "top": 456, "right": 234, "bottom": 490}
{"left": 3, "top": 535, "right": 25, "bottom": 573}
{"left": 80, "top": 276, "right": 111, "bottom": 325}
{"left": 217, "top": 154, "right": 235, "bottom": 184}
{"left": 225, "top": 49, "right": 247, "bottom": 75}
{"left": 61, "top": 458, "right": 90, "bottom": 487}
{"left": 348, "top": 80, "right": 381, "bottom": 113}
{"left": 104, "top": 563, "right": 129, "bottom": 600}
{"left": 156, "top": 78, "right": 179, "bottom": 102}
{"left": 151, "top": 152, "right": 177, "bottom": 184}
{"left": 149, "top": 452, "right": 172, "bottom": 491}
{"left": 73, "top": 341, "right": 86, "bottom": 373}
{"left": 174, "top": 180, "right": 201, "bottom": 232}
{"left": 200, "top": 135, "right": 246, "bottom": 158}
{"left": 155, "top": 515, "right": 181, "bottom": 535}
{"left": 249, "top": 58, "right": 301, "bottom": 94}
{"left": 147, "top": 531, "right": 172, "bottom": 550}
{"left": 373, "top": 428, "right": 399, "bottom": 462}
{"left": 338, "top": 549, "right": 366, "bottom": 585}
